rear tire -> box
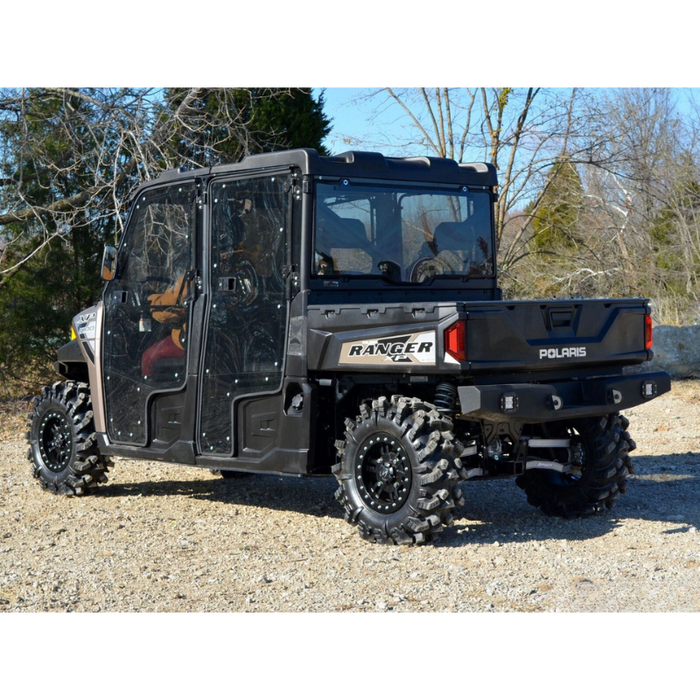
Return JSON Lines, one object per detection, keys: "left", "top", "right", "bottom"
{"left": 27, "top": 381, "right": 111, "bottom": 496}
{"left": 516, "top": 413, "right": 634, "bottom": 518}
{"left": 333, "top": 396, "right": 464, "bottom": 545}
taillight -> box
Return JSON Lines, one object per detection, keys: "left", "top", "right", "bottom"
{"left": 645, "top": 312, "right": 653, "bottom": 351}
{"left": 445, "top": 319, "right": 467, "bottom": 362}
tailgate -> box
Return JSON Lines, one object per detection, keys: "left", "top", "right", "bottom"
{"left": 464, "top": 298, "right": 651, "bottom": 374}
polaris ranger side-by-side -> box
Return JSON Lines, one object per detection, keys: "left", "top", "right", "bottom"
{"left": 27, "top": 149, "right": 671, "bottom": 545}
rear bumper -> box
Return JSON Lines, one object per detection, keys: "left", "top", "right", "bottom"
{"left": 457, "top": 371, "right": 671, "bottom": 423}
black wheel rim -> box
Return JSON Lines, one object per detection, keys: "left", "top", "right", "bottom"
{"left": 39, "top": 410, "right": 73, "bottom": 473}
{"left": 355, "top": 432, "right": 412, "bottom": 514}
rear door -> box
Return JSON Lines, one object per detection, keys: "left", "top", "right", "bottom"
{"left": 198, "top": 173, "right": 291, "bottom": 455}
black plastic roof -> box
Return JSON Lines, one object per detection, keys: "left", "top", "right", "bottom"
{"left": 149, "top": 148, "right": 498, "bottom": 189}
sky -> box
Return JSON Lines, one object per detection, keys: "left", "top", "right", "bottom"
{"left": 314, "top": 87, "right": 700, "bottom": 158}
{"left": 315, "top": 88, "right": 445, "bottom": 155}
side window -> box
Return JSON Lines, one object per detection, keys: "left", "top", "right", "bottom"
{"left": 103, "top": 184, "right": 195, "bottom": 445}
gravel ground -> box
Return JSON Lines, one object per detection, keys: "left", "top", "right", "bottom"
{"left": 2, "top": 381, "right": 700, "bottom": 613}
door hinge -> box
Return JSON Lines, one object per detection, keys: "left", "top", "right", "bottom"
{"left": 189, "top": 269, "right": 203, "bottom": 292}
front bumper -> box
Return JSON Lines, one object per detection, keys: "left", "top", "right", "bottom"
{"left": 457, "top": 371, "right": 671, "bottom": 423}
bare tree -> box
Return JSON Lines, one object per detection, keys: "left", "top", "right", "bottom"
{"left": 345, "top": 87, "right": 700, "bottom": 322}
{"left": 0, "top": 87, "right": 330, "bottom": 394}
{"left": 351, "top": 88, "right": 591, "bottom": 263}
{"left": 569, "top": 89, "right": 700, "bottom": 318}
{"left": 0, "top": 87, "right": 306, "bottom": 276}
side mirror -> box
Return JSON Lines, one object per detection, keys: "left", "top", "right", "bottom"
{"left": 101, "top": 245, "right": 117, "bottom": 281}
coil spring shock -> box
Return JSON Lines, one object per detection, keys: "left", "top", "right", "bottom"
{"left": 434, "top": 382, "right": 458, "bottom": 416}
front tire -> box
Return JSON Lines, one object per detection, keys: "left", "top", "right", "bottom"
{"left": 516, "top": 413, "right": 635, "bottom": 518}
{"left": 333, "top": 396, "right": 464, "bottom": 545}
{"left": 27, "top": 381, "right": 112, "bottom": 496}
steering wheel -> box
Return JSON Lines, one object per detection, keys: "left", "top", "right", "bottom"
{"left": 410, "top": 257, "right": 450, "bottom": 283}
{"left": 139, "top": 275, "right": 173, "bottom": 300}
{"left": 230, "top": 260, "right": 259, "bottom": 306}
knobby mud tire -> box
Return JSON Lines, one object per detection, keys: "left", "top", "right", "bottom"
{"left": 333, "top": 396, "right": 465, "bottom": 545}
{"left": 27, "top": 381, "right": 112, "bottom": 496}
{"left": 516, "top": 413, "right": 635, "bottom": 518}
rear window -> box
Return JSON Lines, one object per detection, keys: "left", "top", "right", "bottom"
{"left": 314, "top": 181, "right": 494, "bottom": 283}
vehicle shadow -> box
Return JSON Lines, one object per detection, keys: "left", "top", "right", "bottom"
{"left": 93, "top": 453, "right": 700, "bottom": 548}
{"left": 94, "top": 470, "right": 341, "bottom": 519}
{"left": 435, "top": 453, "right": 700, "bottom": 548}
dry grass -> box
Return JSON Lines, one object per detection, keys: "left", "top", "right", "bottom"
{"left": 0, "top": 361, "right": 55, "bottom": 402}
{"left": 667, "top": 379, "right": 700, "bottom": 401}
{"left": 0, "top": 363, "right": 56, "bottom": 441}
{"left": 0, "top": 399, "right": 31, "bottom": 442}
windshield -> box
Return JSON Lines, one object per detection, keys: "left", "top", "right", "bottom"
{"left": 313, "top": 181, "right": 494, "bottom": 283}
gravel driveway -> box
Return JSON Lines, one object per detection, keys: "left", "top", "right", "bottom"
{"left": 2, "top": 381, "right": 700, "bottom": 612}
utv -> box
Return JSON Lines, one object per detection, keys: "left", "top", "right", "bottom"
{"left": 27, "top": 149, "right": 671, "bottom": 545}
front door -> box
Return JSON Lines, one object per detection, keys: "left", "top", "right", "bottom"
{"left": 102, "top": 183, "right": 197, "bottom": 445}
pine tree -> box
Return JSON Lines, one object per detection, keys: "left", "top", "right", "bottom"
{"left": 162, "top": 88, "right": 331, "bottom": 167}
{"left": 648, "top": 159, "right": 700, "bottom": 295}
{"left": 529, "top": 157, "right": 584, "bottom": 253}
